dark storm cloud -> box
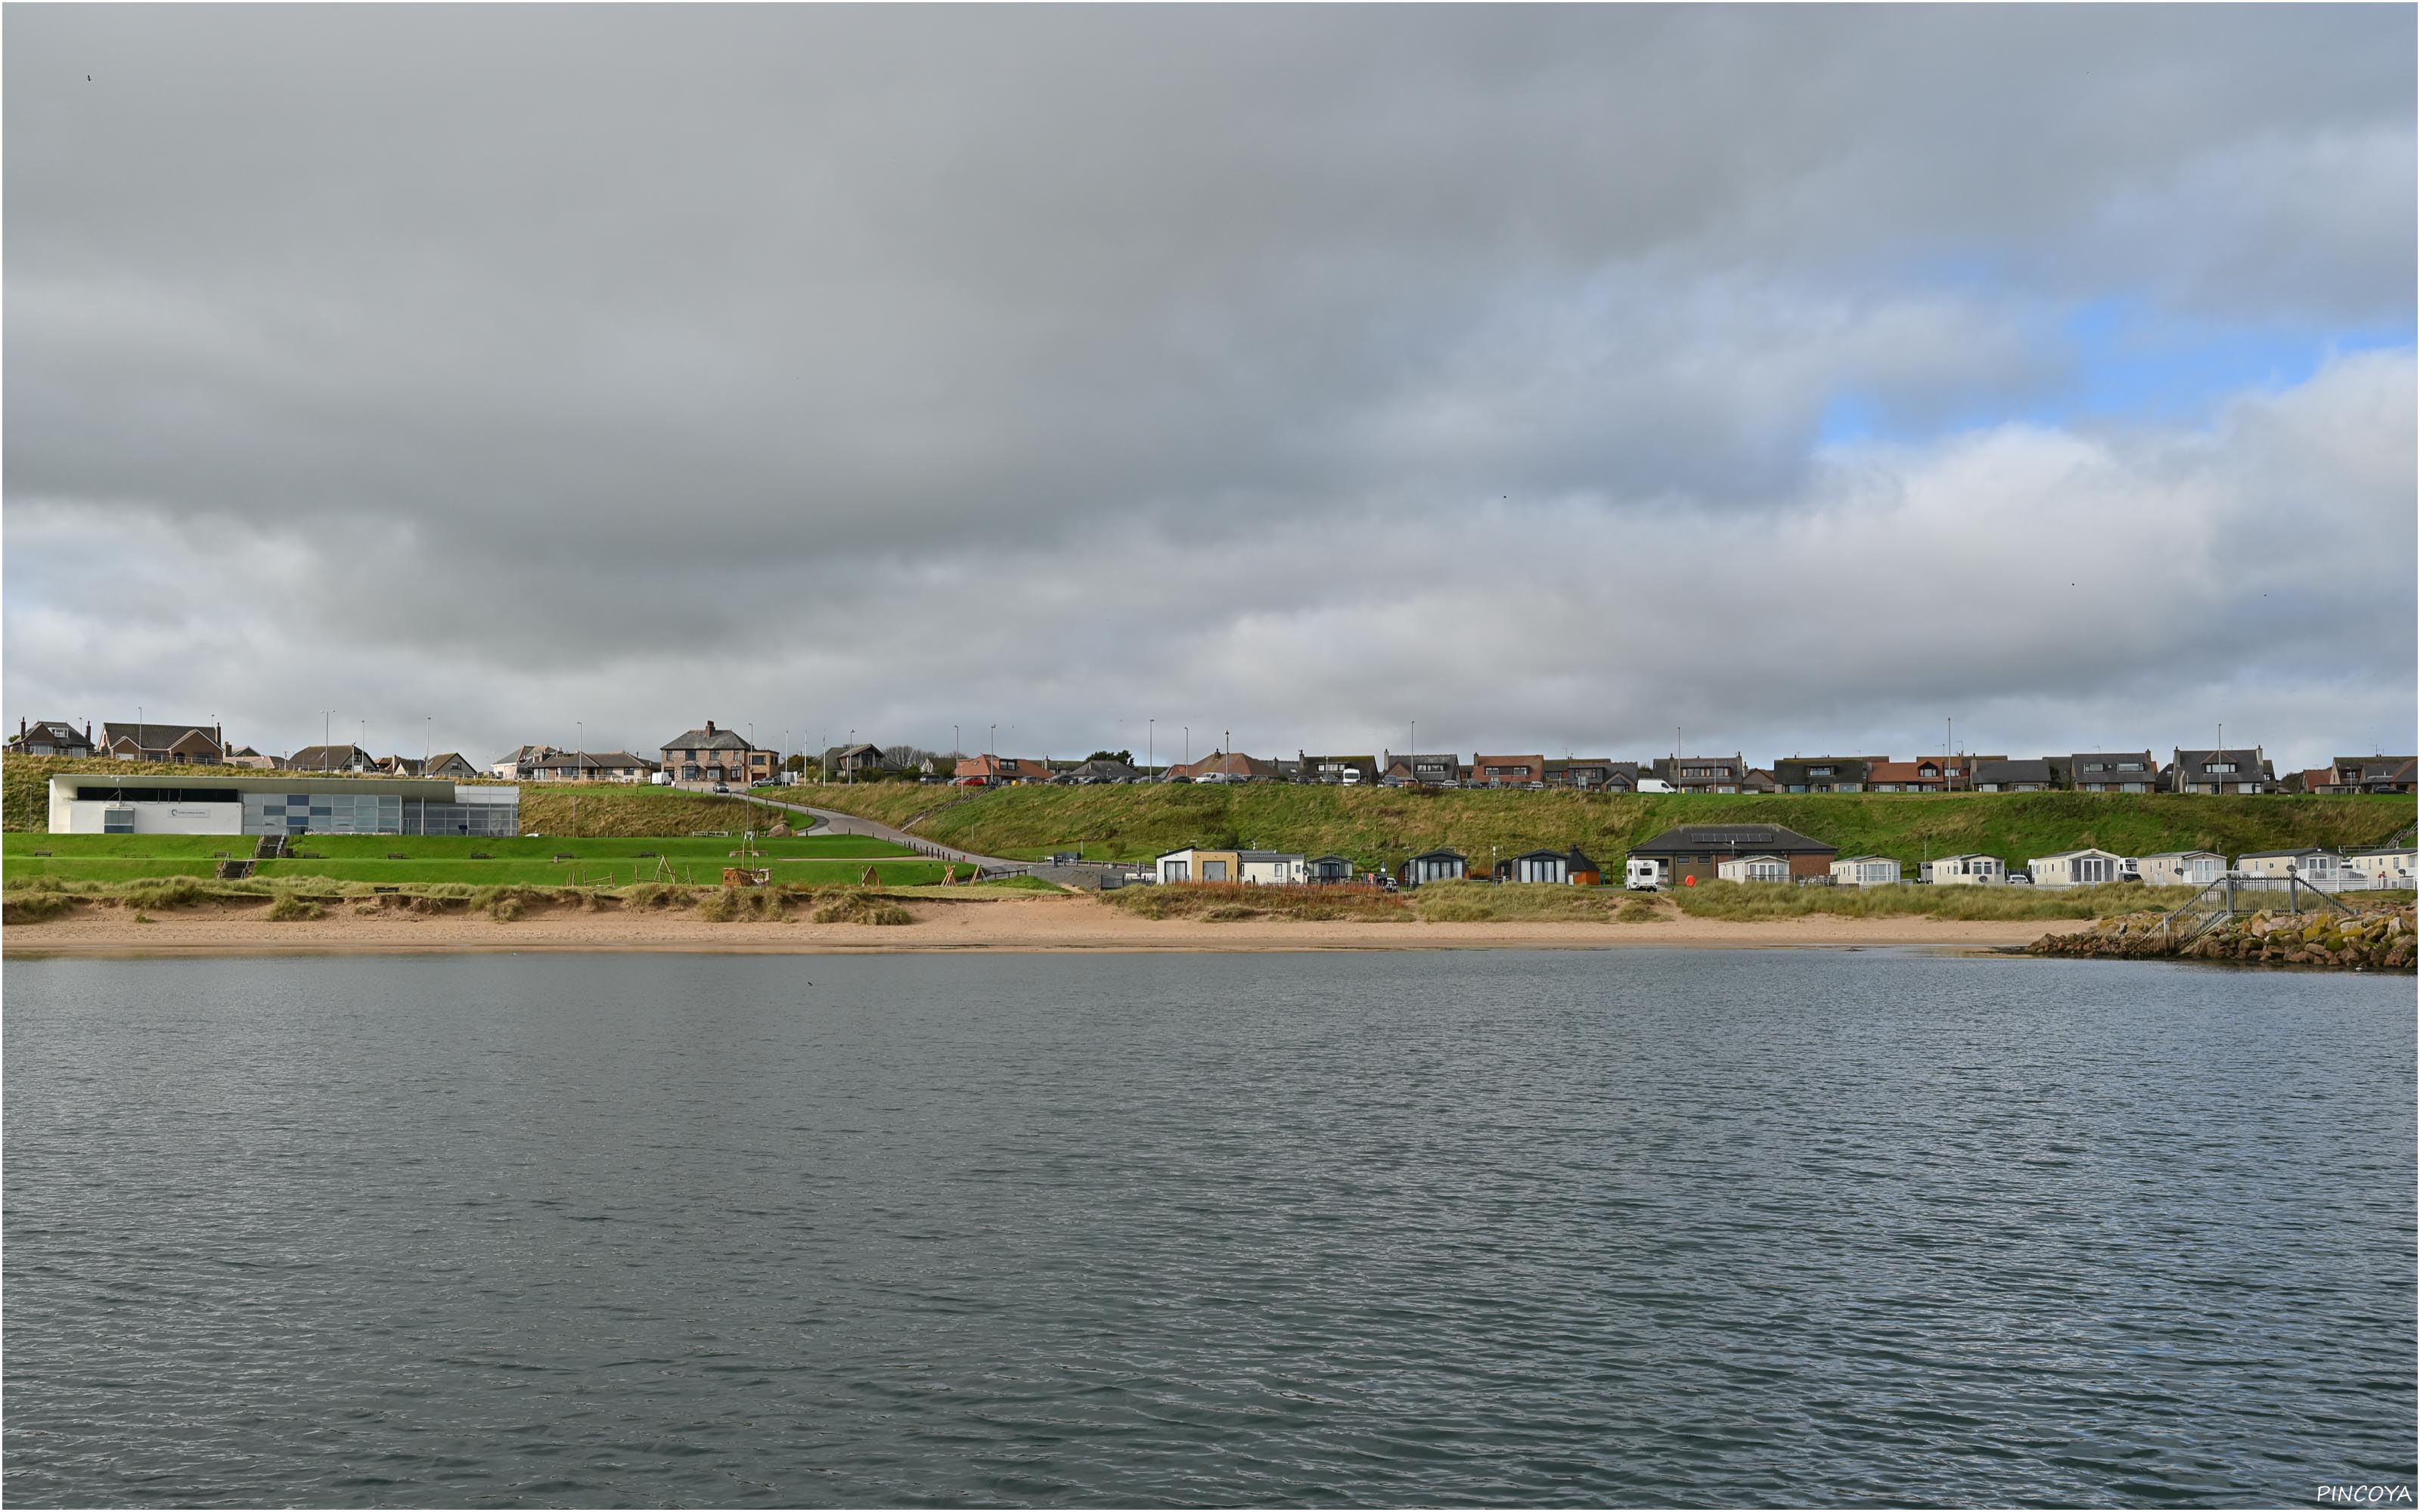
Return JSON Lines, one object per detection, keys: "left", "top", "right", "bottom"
{"left": 5, "top": 5, "right": 2412, "bottom": 765}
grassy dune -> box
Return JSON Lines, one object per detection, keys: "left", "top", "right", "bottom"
{"left": 789, "top": 781, "right": 2416, "bottom": 871}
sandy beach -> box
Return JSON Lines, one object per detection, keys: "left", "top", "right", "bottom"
{"left": 4, "top": 892, "right": 2072, "bottom": 956}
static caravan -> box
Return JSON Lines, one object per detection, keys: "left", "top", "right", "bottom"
{"left": 1156, "top": 848, "right": 1241, "bottom": 884}
{"left": 2235, "top": 848, "right": 2348, "bottom": 888}
{"left": 2028, "top": 848, "right": 2124, "bottom": 888}
{"left": 1625, "top": 856, "right": 1668, "bottom": 890}
{"left": 1922, "top": 854, "right": 2005, "bottom": 885}
{"left": 2344, "top": 845, "right": 2416, "bottom": 889}
{"left": 1716, "top": 854, "right": 1791, "bottom": 884}
{"left": 1829, "top": 855, "right": 1902, "bottom": 887}
{"left": 1506, "top": 849, "right": 1569, "bottom": 885}
{"left": 2136, "top": 850, "right": 2225, "bottom": 888}
{"left": 1234, "top": 851, "right": 1309, "bottom": 885}
{"left": 1306, "top": 854, "right": 1356, "bottom": 884}
{"left": 1400, "top": 849, "right": 1469, "bottom": 886}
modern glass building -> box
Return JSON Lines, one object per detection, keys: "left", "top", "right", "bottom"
{"left": 48, "top": 774, "right": 520, "bottom": 836}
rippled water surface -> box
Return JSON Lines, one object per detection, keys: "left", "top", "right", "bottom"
{"left": 5, "top": 950, "right": 2413, "bottom": 1506}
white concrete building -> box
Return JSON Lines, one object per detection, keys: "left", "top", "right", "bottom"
{"left": 2028, "top": 848, "right": 2124, "bottom": 888}
{"left": 48, "top": 773, "right": 520, "bottom": 837}
{"left": 2136, "top": 850, "right": 2226, "bottom": 888}
{"left": 1921, "top": 854, "right": 2005, "bottom": 885}
{"left": 1717, "top": 854, "right": 1790, "bottom": 883}
{"left": 1829, "top": 855, "right": 1902, "bottom": 887}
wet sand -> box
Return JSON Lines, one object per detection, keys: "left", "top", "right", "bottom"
{"left": 5, "top": 893, "right": 2071, "bottom": 956}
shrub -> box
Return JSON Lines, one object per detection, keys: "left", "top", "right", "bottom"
{"left": 267, "top": 894, "right": 323, "bottom": 922}
{"left": 1616, "top": 899, "right": 1659, "bottom": 923}
{"left": 809, "top": 890, "right": 912, "bottom": 925}
{"left": 121, "top": 877, "right": 206, "bottom": 910}
{"left": 132, "top": 910, "right": 154, "bottom": 924}
{"left": 623, "top": 882, "right": 687, "bottom": 910}
{"left": 4, "top": 890, "right": 76, "bottom": 921}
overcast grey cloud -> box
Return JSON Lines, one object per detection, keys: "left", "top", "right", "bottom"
{"left": 6, "top": 5, "right": 2412, "bottom": 768}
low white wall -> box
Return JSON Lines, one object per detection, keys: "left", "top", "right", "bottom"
{"left": 56, "top": 800, "right": 244, "bottom": 835}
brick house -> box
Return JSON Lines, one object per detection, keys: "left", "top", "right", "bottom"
{"left": 659, "top": 721, "right": 777, "bottom": 786}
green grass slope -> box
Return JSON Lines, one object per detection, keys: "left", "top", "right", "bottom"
{"left": 789, "top": 782, "right": 2417, "bottom": 871}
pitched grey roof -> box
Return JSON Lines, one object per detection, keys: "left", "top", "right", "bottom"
{"left": 1975, "top": 758, "right": 2057, "bottom": 785}
{"left": 102, "top": 720, "right": 219, "bottom": 750}
{"left": 2173, "top": 748, "right": 2271, "bottom": 782}
{"left": 285, "top": 744, "right": 377, "bottom": 771}
{"left": 663, "top": 726, "right": 756, "bottom": 751}
{"left": 2070, "top": 751, "right": 2155, "bottom": 771}
{"left": 1630, "top": 824, "right": 1836, "bottom": 857}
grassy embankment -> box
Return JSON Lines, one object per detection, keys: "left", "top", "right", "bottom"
{"left": 1, "top": 833, "right": 959, "bottom": 888}
{"left": 779, "top": 780, "right": 2417, "bottom": 871}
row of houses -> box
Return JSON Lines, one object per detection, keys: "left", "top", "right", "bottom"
{"left": 1152, "top": 824, "right": 2419, "bottom": 892}
{"left": 946, "top": 744, "right": 2417, "bottom": 796}
{"left": 16, "top": 714, "right": 2413, "bottom": 801}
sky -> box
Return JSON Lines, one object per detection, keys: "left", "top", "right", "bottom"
{"left": 6, "top": 5, "right": 2414, "bottom": 772}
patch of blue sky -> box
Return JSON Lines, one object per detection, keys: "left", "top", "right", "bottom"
{"left": 1819, "top": 296, "right": 2414, "bottom": 446}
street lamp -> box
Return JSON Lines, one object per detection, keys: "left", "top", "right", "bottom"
{"left": 1148, "top": 718, "right": 1155, "bottom": 773}
{"left": 846, "top": 729, "right": 855, "bottom": 783}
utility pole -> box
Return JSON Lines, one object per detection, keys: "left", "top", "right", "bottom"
{"left": 1148, "top": 719, "right": 1154, "bottom": 773}
{"left": 425, "top": 716, "right": 431, "bottom": 767}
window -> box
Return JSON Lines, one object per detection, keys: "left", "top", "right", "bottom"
{"left": 1203, "top": 860, "right": 1228, "bottom": 881}
{"left": 2207, "top": 761, "right": 2237, "bottom": 774}
{"left": 1808, "top": 766, "right": 1832, "bottom": 777}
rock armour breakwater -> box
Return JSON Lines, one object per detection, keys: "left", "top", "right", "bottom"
{"left": 2032, "top": 904, "right": 2415, "bottom": 971}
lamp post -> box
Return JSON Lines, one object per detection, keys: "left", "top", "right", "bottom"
{"left": 846, "top": 729, "right": 855, "bottom": 784}
{"left": 424, "top": 716, "right": 431, "bottom": 767}
{"left": 1148, "top": 719, "right": 1154, "bottom": 774}
{"left": 990, "top": 723, "right": 997, "bottom": 757}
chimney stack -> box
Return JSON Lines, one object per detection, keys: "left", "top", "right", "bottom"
{"left": 706, "top": 720, "right": 716, "bottom": 735}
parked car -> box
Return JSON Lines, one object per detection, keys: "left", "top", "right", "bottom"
{"left": 712, "top": 783, "right": 731, "bottom": 794}
{"left": 951, "top": 776, "right": 988, "bottom": 787}
{"left": 2006, "top": 871, "right": 2033, "bottom": 885}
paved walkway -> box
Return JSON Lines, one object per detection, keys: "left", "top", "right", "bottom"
{"left": 734, "top": 793, "right": 1031, "bottom": 875}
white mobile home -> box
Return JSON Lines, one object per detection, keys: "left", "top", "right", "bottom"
{"left": 1829, "top": 855, "right": 1901, "bottom": 888}
{"left": 2028, "top": 848, "right": 2124, "bottom": 888}
{"left": 1921, "top": 854, "right": 2005, "bottom": 885}
{"left": 1716, "top": 854, "right": 1791, "bottom": 884}
{"left": 2235, "top": 848, "right": 2348, "bottom": 888}
{"left": 2136, "top": 850, "right": 2225, "bottom": 888}
{"left": 2344, "top": 845, "right": 2416, "bottom": 889}
{"left": 1235, "top": 851, "right": 1309, "bottom": 885}
{"left": 1625, "top": 856, "right": 1668, "bottom": 889}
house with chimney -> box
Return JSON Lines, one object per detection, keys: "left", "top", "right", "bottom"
{"left": 659, "top": 721, "right": 777, "bottom": 786}
{"left": 2170, "top": 748, "right": 2274, "bottom": 795}
{"left": 1379, "top": 751, "right": 1463, "bottom": 787}
{"left": 1469, "top": 754, "right": 1546, "bottom": 788}
{"left": 1771, "top": 757, "right": 1883, "bottom": 794}
{"left": 8, "top": 719, "right": 97, "bottom": 758}
{"left": 2069, "top": 751, "right": 2158, "bottom": 793}
{"left": 101, "top": 720, "right": 225, "bottom": 764}
{"left": 1651, "top": 755, "right": 1749, "bottom": 794}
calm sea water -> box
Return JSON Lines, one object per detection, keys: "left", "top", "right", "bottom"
{"left": 5, "top": 950, "right": 2412, "bottom": 1507}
